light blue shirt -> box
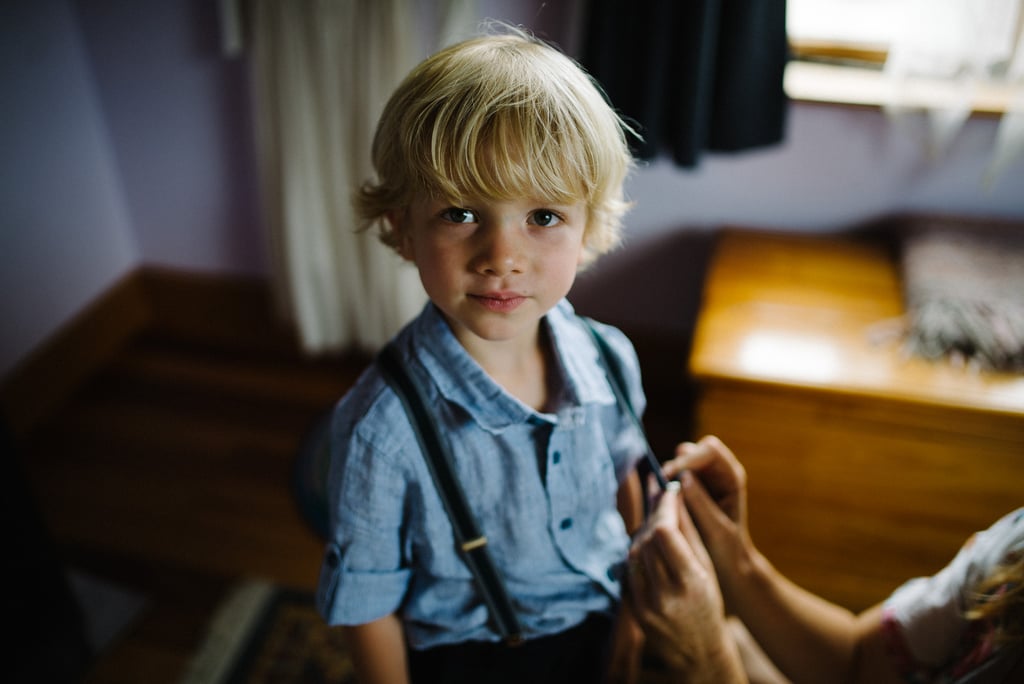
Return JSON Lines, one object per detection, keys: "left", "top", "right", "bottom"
{"left": 316, "top": 299, "right": 647, "bottom": 649}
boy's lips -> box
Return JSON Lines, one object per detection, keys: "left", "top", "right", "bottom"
{"left": 470, "top": 292, "right": 527, "bottom": 313}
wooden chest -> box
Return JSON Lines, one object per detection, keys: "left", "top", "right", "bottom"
{"left": 690, "top": 228, "right": 1024, "bottom": 610}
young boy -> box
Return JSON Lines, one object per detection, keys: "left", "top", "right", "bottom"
{"left": 316, "top": 28, "right": 647, "bottom": 683}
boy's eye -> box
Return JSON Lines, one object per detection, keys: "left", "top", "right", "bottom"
{"left": 530, "top": 210, "right": 561, "bottom": 227}
{"left": 440, "top": 207, "right": 477, "bottom": 224}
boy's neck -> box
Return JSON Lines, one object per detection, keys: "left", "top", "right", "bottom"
{"left": 464, "top": 325, "right": 554, "bottom": 413}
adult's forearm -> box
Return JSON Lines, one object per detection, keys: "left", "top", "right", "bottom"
{"left": 723, "top": 549, "right": 859, "bottom": 684}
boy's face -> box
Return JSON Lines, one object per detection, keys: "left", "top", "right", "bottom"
{"left": 392, "top": 195, "right": 587, "bottom": 351}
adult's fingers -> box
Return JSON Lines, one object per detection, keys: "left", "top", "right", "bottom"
{"left": 643, "top": 490, "right": 705, "bottom": 589}
{"left": 637, "top": 487, "right": 683, "bottom": 571}
{"left": 675, "top": 482, "right": 714, "bottom": 571}
{"left": 687, "top": 435, "right": 740, "bottom": 478}
{"left": 679, "top": 468, "right": 741, "bottom": 566}
{"left": 634, "top": 476, "right": 715, "bottom": 580}
{"left": 660, "top": 437, "right": 735, "bottom": 500}
{"left": 677, "top": 437, "right": 745, "bottom": 524}
{"left": 630, "top": 490, "right": 687, "bottom": 604}
{"left": 660, "top": 443, "right": 694, "bottom": 481}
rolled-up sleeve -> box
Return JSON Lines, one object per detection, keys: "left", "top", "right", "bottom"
{"left": 316, "top": 414, "right": 412, "bottom": 626}
{"left": 317, "top": 542, "right": 411, "bottom": 624}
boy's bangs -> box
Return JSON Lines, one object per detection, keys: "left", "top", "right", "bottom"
{"left": 423, "top": 100, "right": 592, "bottom": 206}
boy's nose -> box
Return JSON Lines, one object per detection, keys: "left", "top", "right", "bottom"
{"left": 475, "top": 223, "right": 524, "bottom": 276}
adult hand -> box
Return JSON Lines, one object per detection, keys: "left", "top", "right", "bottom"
{"left": 626, "top": 484, "right": 745, "bottom": 682}
{"left": 662, "top": 436, "right": 752, "bottom": 600}
{"left": 663, "top": 436, "right": 745, "bottom": 533}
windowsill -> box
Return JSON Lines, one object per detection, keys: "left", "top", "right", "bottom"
{"left": 784, "top": 60, "right": 1013, "bottom": 116}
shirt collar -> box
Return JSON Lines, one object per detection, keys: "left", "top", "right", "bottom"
{"left": 408, "top": 300, "right": 616, "bottom": 433}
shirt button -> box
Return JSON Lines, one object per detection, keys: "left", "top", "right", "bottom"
{"left": 560, "top": 518, "right": 573, "bottom": 530}
{"left": 552, "top": 451, "right": 561, "bottom": 464}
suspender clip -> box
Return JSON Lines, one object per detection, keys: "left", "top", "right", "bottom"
{"left": 460, "top": 536, "right": 488, "bottom": 552}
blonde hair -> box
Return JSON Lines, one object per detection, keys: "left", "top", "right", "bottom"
{"left": 355, "top": 28, "right": 635, "bottom": 266}
{"left": 965, "top": 555, "right": 1024, "bottom": 645}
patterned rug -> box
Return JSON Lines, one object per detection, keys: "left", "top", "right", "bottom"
{"left": 180, "top": 580, "right": 355, "bottom": 684}
{"left": 179, "top": 581, "right": 778, "bottom": 683}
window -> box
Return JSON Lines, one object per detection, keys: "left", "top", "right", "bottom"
{"left": 785, "top": 0, "right": 1018, "bottom": 114}
{"left": 788, "top": 0, "right": 907, "bottom": 63}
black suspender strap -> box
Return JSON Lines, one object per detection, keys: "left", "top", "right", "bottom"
{"left": 578, "top": 316, "right": 669, "bottom": 491}
{"left": 377, "top": 343, "right": 524, "bottom": 644}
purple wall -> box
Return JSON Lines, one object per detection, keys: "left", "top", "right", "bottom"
{"left": 1, "top": 0, "right": 138, "bottom": 376}
{"left": 74, "top": 0, "right": 266, "bottom": 274}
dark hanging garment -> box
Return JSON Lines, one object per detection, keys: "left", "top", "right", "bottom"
{"left": 581, "top": 0, "right": 790, "bottom": 168}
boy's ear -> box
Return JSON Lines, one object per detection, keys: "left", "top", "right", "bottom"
{"left": 386, "top": 210, "right": 414, "bottom": 261}
{"left": 577, "top": 232, "right": 591, "bottom": 267}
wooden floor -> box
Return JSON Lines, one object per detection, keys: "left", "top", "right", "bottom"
{"left": 16, "top": 331, "right": 371, "bottom": 684}
{"left": 15, "top": 326, "right": 689, "bottom": 683}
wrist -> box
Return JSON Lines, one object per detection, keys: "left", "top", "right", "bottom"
{"left": 669, "top": 623, "right": 747, "bottom": 684}
{"left": 719, "top": 537, "right": 768, "bottom": 614}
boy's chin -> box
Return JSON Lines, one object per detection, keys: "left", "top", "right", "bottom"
{"left": 446, "top": 309, "right": 545, "bottom": 346}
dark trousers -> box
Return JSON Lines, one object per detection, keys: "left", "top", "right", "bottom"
{"left": 407, "top": 613, "right": 614, "bottom": 684}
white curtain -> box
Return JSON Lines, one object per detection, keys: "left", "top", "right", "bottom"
{"left": 884, "top": 0, "right": 1024, "bottom": 181}
{"left": 249, "top": 0, "right": 475, "bottom": 354}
